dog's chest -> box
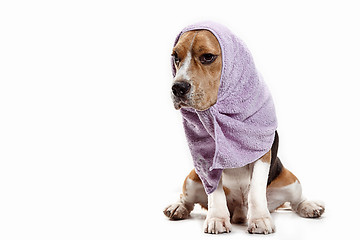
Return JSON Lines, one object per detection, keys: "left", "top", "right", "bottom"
{"left": 222, "top": 165, "right": 253, "bottom": 206}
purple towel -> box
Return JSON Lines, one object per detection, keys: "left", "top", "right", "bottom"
{"left": 173, "top": 22, "right": 278, "bottom": 194}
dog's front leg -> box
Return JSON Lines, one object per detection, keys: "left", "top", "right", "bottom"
{"left": 247, "top": 152, "right": 275, "bottom": 234}
{"left": 203, "top": 178, "right": 231, "bottom": 234}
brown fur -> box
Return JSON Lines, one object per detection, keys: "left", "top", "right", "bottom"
{"left": 188, "top": 168, "right": 201, "bottom": 182}
{"left": 267, "top": 168, "right": 299, "bottom": 188}
{"left": 260, "top": 150, "right": 271, "bottom": 163}
{"left": 173, "top": 30, "right": 222, "bottom": 110}
{"left": 223, "top": 186, "right": 230, "bottom": 196}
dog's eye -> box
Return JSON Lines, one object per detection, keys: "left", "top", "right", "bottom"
{"left": 199, "top": 54, "right": 217, "bottom": 64}
{"left": 172, "top": 52, "right": 180, "bottom": 65}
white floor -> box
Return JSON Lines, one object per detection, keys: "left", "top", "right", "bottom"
{"left": 160, "top": 203, "right": 331, "bottom": 240}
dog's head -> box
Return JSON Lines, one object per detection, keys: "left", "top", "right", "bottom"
{"left": 171, "top": 30, "right": 222, "bottom": 111}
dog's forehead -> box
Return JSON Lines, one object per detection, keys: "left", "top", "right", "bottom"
{"left": 174, "top": 30, "right": 221, "bottom": 55}
{"left": 192, "top": 30, "right": 221, "bottom": 55}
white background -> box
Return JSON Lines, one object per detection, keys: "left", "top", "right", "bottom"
{"left": 1, "top": 0, "right": 359, "bottom": 239}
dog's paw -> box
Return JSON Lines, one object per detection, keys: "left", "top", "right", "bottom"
{"left": 163, "top": 203, "right": 191, "bottom": 220}
{"left": 203, "top": 217, "right": 232, "bottom": 234}
{"left": 296, "top": 200, "right": 325, "bottom": 218}
{"left": 247, "top": 216, "right": 275, "bottom": 234}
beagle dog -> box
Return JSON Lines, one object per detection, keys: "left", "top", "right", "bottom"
{"left": 164, "top": 29, "right": 324, "bottom": 234}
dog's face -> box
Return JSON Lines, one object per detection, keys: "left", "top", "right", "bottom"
{"left": 171, "top": 30, "right": 222, "bottom": 111}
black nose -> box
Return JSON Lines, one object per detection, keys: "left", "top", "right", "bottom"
{"left": 172, "top": 81, "right": 191, "bottom": 97}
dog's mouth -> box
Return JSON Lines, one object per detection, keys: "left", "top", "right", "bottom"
{"left": 172, "top": 96, "right": 191, "bottom": 110}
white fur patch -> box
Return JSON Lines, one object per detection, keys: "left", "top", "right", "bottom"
{"left": 247, "top": 160, "right": 275, "bottom": 234}
{"left": 204, "top": 180, "right": 231, "bottom": 234}
{"left": 248, "top": 161, "right": 271, "bottom": 218}
{"left": 266, "top": 180, "right": 302, "bottom": 212}
{"left": 174, "top": 51, "right": 192, "bottom": 82}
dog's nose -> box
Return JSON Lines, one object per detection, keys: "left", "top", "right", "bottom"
{"left": 172, "top": 81, "right": 191, "bottom": 97}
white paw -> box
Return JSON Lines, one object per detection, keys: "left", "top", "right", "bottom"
{"left": 203, "top": 217, "right": 232, "bottom": 234}
{"left": 163, "top": 203, "right": 190, "bottom": 220}
{"left": 296, "top": 200, "right": 325, "bottom": 218}
{"left": 247, "top": 216, "right": 275, "bottom": 234}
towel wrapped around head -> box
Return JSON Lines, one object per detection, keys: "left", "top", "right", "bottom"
{"left": 173, "top": 22, "right": 278, "bottom": 194}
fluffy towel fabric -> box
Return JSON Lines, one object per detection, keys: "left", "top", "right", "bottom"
{"left": 173, "top": 22, "right": 278, "bottom": 194}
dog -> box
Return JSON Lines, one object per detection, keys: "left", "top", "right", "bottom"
{"left": 164, "top": 22, "right": 324, "bottom": 234}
